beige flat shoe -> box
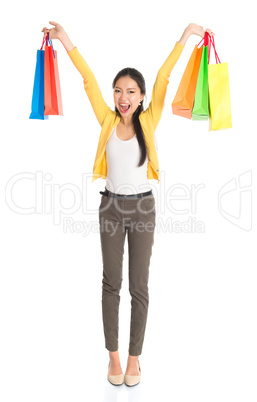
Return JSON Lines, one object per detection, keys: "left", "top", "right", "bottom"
{"left": 124, "top": 361, "right": 141, "bottom": 387}
{"left": 107, "top": 362, "right": 124, "bottom": 386}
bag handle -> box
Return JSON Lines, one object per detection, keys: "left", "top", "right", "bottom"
{"left": 40, "top": 34, "right": 46, "bottom": 50}
{"left": 197, "top": 32, "right": 221, "bottom": 64}
{"left": 197, "top": 31, "right": 210, "bottom": 48}
{"left": 40, "top": 32, "right": 56, "bottom": 59}
{"left": 208, "top": 35, "right": 221, "bottom": 64}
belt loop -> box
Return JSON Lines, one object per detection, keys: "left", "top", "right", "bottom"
{"left": 140, "top": 193, "right": 143, "bottom": 198}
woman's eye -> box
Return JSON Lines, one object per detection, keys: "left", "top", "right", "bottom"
{"left": 114, "top": 89, "right": 134, "bottom": 94}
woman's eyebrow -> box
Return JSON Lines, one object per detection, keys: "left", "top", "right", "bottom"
{"left": 114, "top": 86, "right": 136, "bottom": 90}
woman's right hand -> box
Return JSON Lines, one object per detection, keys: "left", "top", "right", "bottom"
{"left": 41, "top": 21, "right": 66, "bottom": 41}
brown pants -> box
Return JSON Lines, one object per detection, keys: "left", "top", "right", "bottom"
{"left": 98, "top": 192, "right": 156, "bottom": 356}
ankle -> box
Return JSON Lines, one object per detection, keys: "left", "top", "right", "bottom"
{"left": 127, "top": 354, "right": 139, "bottom": 364}
{"left": 109, "top": 351, "right": 121, "bottom": 362}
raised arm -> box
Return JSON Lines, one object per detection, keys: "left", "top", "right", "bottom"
{"left": 144, "top": 23, "right": 214, "bottom": 129}
{"left": 42, "top": 22, "right": 110, "bottom": 126}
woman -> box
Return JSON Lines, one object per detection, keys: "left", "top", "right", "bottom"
{"left": 42, "top": 21, "right": 213, "bottom": 386}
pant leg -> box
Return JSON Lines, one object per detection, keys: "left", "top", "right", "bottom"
{"left": 99, "top": 196, "right": 126, "bottom": 352}
{"left": 127, "top": 195, "right": 156, "bottom": 356}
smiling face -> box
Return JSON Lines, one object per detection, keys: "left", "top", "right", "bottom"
{"left": 113, "top": 76, "right": 145, "bottom": 120}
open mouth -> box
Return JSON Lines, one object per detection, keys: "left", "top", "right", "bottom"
{"left": 119, "top": 104, "right": 131, "bottom": 113}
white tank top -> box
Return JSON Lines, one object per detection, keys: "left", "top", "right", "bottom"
{"left": 105, "top": 126, "right": 152, "bottom": 195}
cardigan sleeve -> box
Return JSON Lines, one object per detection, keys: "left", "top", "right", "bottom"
{"left": 144, "top": 41, "right": 184, "bottom": 130}
{"left": 67, "top": 47, "right": 110, "bottom": 126}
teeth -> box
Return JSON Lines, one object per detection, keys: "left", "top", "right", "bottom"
{"left": 119, "top": 104, "right": 130, "bottom": 112}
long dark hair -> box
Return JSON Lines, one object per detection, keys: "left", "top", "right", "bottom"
{"left": 112, "top": 68, "right": 147, "bottom": 167}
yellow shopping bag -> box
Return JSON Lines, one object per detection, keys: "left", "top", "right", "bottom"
{"left": 208, "top": 36, "right": 232, "bottom": 131}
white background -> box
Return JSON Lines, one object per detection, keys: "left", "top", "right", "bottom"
{"left": 1, "top": 0, "right": 256, "bottom": 401}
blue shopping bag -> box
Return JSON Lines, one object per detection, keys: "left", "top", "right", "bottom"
{"left": 29, "top": 46, "right": 48, "bottom": 120}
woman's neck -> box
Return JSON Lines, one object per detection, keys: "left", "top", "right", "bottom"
{"left": 120, "top": 116, "right": 133, "bottom": 127}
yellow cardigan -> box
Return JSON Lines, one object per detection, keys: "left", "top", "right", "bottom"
{"left": 67, "top": 42, "right": 184, "bottom": 183}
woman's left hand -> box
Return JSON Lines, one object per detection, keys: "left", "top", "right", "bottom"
{"left": 179, "top": 23, "right": 214, "bottom": 45}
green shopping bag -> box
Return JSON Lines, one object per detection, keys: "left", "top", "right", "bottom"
{"left": 192, "top": 33, "right": 209, "bottom": 120}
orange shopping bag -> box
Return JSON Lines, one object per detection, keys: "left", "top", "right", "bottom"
{"left": 43, "top": 33, "right": 63, "bottom": 116}
{"left": 172, "top": 45, "right": 203, "bottom": 119}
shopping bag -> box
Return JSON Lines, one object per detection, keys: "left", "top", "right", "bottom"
{"left": 208, "top": 36, "right": 232, "bottom": 130}
{"left": 192, "top": 33, "right": 209, "bottom": 120}
{"left": 29, "top": 46, "right": 48, "bottom": 120}
{"left": 172, "top": 45, "right": 203, "bottom": 119}
{"left": 44, "top": 33, "right": 63, "bottom": 116}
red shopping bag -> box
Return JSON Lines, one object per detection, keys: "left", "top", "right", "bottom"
{"left": 42, "top": 33, "right": 63, "bottom": 115}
